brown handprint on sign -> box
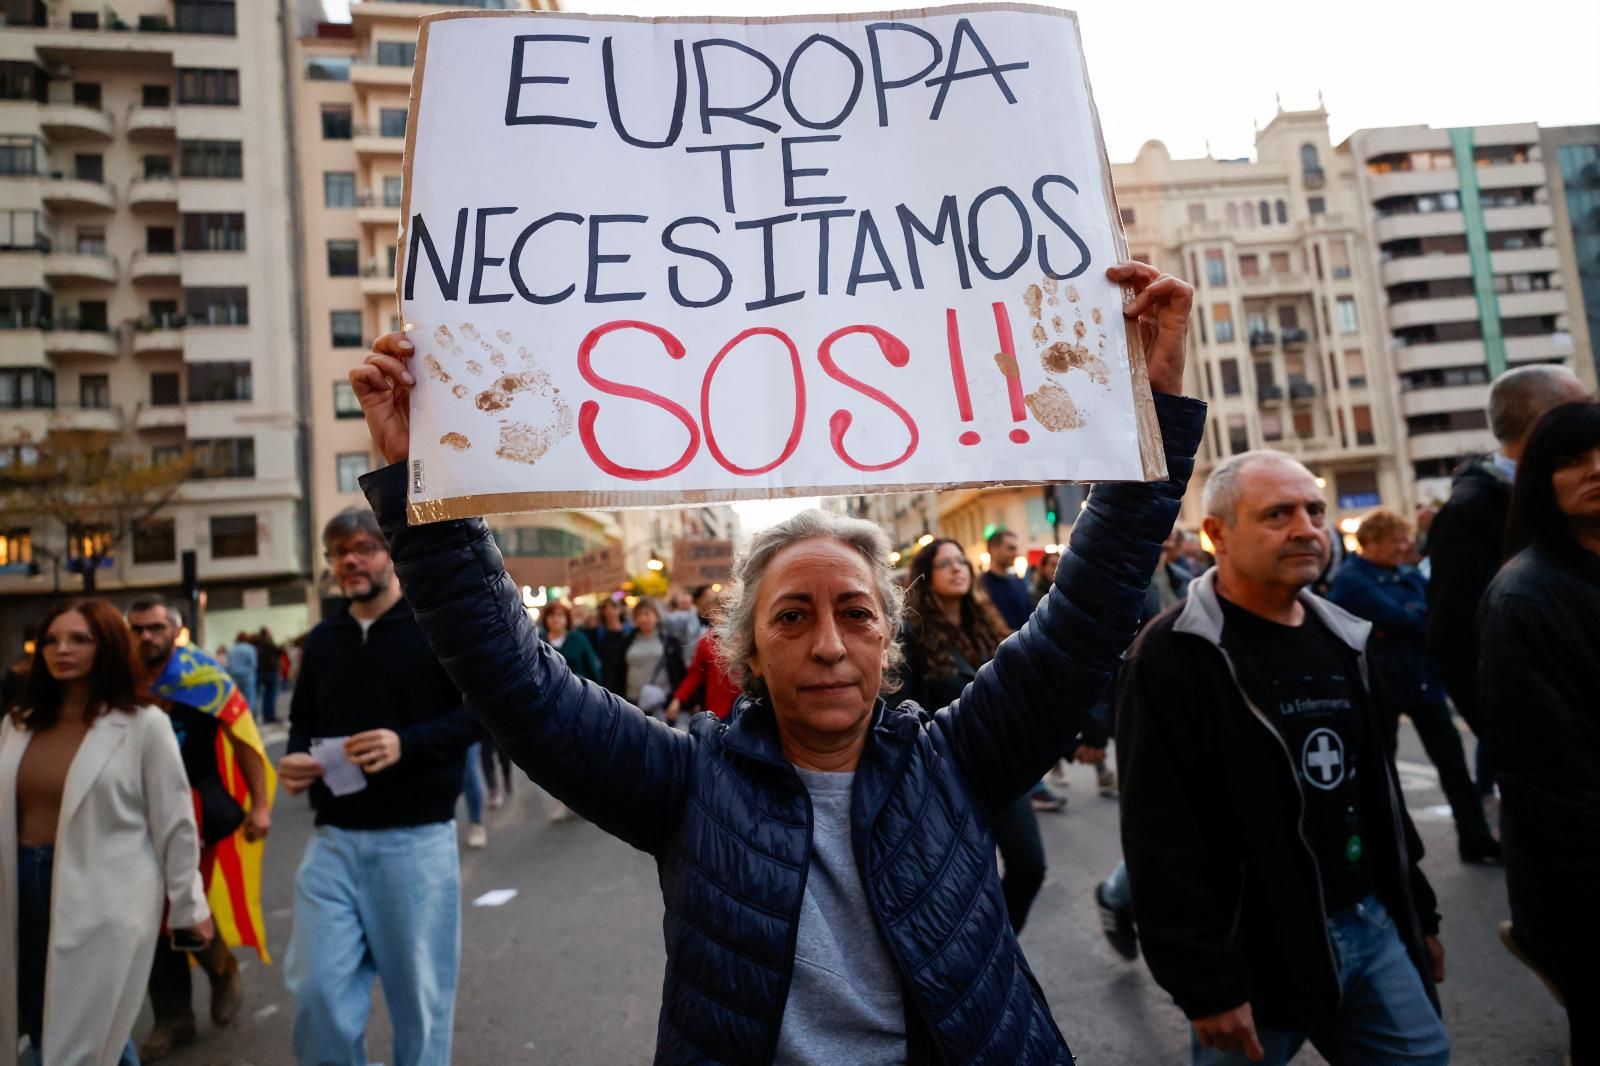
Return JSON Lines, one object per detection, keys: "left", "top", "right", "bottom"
{"left": 422, "top": 323, "right": 574, "bottom": 465}
{"left": 1018, "top": 276, "right": 1115, "bottom": 432}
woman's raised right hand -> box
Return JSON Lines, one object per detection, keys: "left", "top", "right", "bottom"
{"left": 350, "top": 332, "right": 416, "bottom": 466}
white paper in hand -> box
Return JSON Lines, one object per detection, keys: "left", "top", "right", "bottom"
{"left": 310, "top": 736, "right": 368, "bottom": 797}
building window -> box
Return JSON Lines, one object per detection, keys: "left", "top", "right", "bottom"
{"left": 1274, "top": 199, "right": 1288, "bottom": 224}
{"left": 1225, "top": 203, "right": 1239, "bottom": 228}
{"left": 0, "top": 210, "right": 46, "bottom": 250}
{"left": 379, "top": 109, "right": 408, "bottom": 138}
{"left": 187, "top": 361, "right": 252, "bottom": 402}
{"left": 1260, "top": 411, "right": 1284, "bottom": 441}
{"left": 1353, "top": 404, "right": 1375, "bottom": 447}
{"left": 0, "top": 288, "right": 51, "bottom": 329}
{"left": 72, "top": 82, "right": 102, "bottom": 108}
{"left": 146, "top": 226, "right": 175, "bottom": 254}
{"left": 1219, "top": 358, "right": 1241, "bottom": 396}
{"left": 179, "top": 140, "right": 242, "bottom": 179}
{"left": 1300, "top": 143, "right": 1322, "bottom": 180}
{"left": 327, "top": 240, "right": 359, "bottom": 277}
{"left": 69, "top": 10, "right": 98, "bottom": 28}
{"left": 1343, "top": 350, "right": 1367, "bottom": 388}
{"left": 1308, "top": 196, "right": 1326, "bottom": 216}
{"left": 330, "top": 311, "right": 364, "bottom": 348}
{"left": 79, "top": 373, "right": 110, "bottom": 409}
{"left": 64, "top": 526, "right": 112, "bottom": 572}
{"left": 1204, "top": 249, "right": 1226, "bottom": 286}
{"left": 189, "top": 438, "right": 255, "bottom": 479}
{"left": 336, "top": 452, "right": 368, "bottom": 493}
{"left": 75, "top": 228, "right": 106, "bottom": 255}
{"left": 177, "top": 68, "right": 239, "bottom": 106}
{"left": 0, "top": 62, "right": 46, "bottom": 103}
{"left": 148, "top": 299, "right": 178, "bottom": 328}
{"left": 1187, "top": 203, "right": 1206, "bottom": 224}
{"left": 132, "top": 518, "right": 176, "bottom": 564}
{"left": 304, "top": 55, "right": 351, "bottom": 82}
{"left": 150, "top": 372, "right": 181, "bottom": 406}
{"left": 1238, "top": 254, "right": 1258, "bottom": 277}
{"left": 142, "top": 85, "right": 170, "bottom": 108}
{"left": 375, "top": 41, "right": 417, "bottom": 67}
{"left": 1119, "top": 207, "right": 1136, "bottom": 225}
{"left": 184, "top": 287, "right": 248, "bottom": 326}
{"left": 1211, "top": 303, "right": 1234, "bottom": 343}
{"left": 382, "top": 176, "right": 404, "bottom": 207}
{"left": 209, "top": 515, "right": 258, "bottom": 559}
{"left": 324, "top": 172, "right": 356, "bottom": 208}
{"left": 321, "top": 105, "right": 353, "bottom": 140}
{"left": 1227, "top": 414, "right": 1249, "bottom": 455}
{"left": 1335, "top": 296, "right": 1359, "bottom": 334}
{"left": 0, "top": 367, "right": 55, "bottom": 409}
{"left": 334, "top": 379, "right": 363, "bottom": 418}
{"left": 1293, "top": 411, "right": 1314, "bottom": 438}
{"left": 1269, "top": 251, "right": 1291, "bottom": 274}
{"left": 74, "top": 153, "right": 104, "bottom": 182}
{"left": 0, "top": 528, "right": 32, "bottom": 572}
{"left": 1330, "top": 240, "right": 1351, "bottom": 279}
{"left": 1259, "top": 200, "right": 1271, "bottom": 225}
{"left": 181, "top": 212, "right": 246, "bottom": 252}
{"left": 144, "top": 154, "right": 173, "bottom": 179}
{"left": 174, "top": 0, "right": 236, "bottom": 35}
{"left": 1335, "top": 469, "right": 1380, "bottom": 510}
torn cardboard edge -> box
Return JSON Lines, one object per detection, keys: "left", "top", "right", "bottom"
{"left": 397, "top": 3, "right": 1168, "bottom": 526}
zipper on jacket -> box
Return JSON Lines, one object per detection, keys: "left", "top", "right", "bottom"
{"left": 764, "top": 768, "right": 815, "bottom": 1064}
{"left": 1213, "top": 646, "right": 1343, "bottom": 1013}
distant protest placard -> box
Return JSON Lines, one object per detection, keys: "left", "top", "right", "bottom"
{"left": 566, "top": 542, "right": 628, "bottom": 596}
{"left": 398, "top": 3, "right": 1162, "bottom": 522}
{"left": 673, "top": 538, "right": 735, "bottom": 586}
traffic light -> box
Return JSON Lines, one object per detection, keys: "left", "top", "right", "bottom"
{"left": 1043, "top": 486, "right": 1061, "bottom": 530}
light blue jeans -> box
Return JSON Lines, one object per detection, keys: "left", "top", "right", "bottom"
{"left": 285, "top": 823, "right": 460, "bottom": 1066}
{"left": 1191, "top": 895, "right": 1449, "bottom": 1066}
{"left": 1101, "top": 859, "right": 1131, "bottom": 908}
{"left": 461, "top": 742, "right": 484, "bottom": 824}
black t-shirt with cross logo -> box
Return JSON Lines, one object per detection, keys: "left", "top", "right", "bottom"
{"left": 1219, "top": 595, "right": 1374, "bottom": 914}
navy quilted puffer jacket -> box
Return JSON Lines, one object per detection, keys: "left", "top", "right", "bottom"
{"left": 363, "top": 394, "right": 1204, "bottom": 1065}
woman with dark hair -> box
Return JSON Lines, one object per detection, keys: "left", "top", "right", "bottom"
{"left": 612, "top": 599, "right": 685, "bottom": 721}
{"left": 897, "top": 538, "right": 1050, "bottom": 932}
{"left": 0, "top": 599, "right": 210, "bottom": 1066}
{"left": 1478, "top": 396, "right": 1593, "bottom": 1056}
{"left": 591, "top": 597, "right": 633, "bottom": 696}
{"left": 1479, "top": 400, "right": 1600, "bottom": 1063}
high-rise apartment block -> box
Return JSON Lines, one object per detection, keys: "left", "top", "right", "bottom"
{"left": 1347, "top": 122, "right": 1597, "bottom": 503}
{"left": 0, "top": 0, "right": 307, "bottom": 649}
{"left": 1116, "top": 104, "right": 1404, "bottom": 528}
{"left": 1541, "top": 124, "right": 1600, "bottom": 386}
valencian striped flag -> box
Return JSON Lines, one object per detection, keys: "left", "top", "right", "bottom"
{"left": 151, "top": 643, "right": 276, "bottom": 962}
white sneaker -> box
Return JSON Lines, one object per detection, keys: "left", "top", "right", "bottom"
{"left": 1097, "top": 766, "right": 1118, "bottom": 798}
{"left": 548, "top": 802, "right": 575, "bottom": 823}
{"left": 465, "top": 824, "right": 488, "bottom": 848}
{"left": 487, "top": 787, "right": 505, "bottom": 811}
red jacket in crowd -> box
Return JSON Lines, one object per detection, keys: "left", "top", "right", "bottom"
{"left": 673, "top": 631, "right": 740, "bottom": 720}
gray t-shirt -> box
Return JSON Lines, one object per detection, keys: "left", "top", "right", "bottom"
{"left": 624, "top": 631, "right": 666, "bottom": 704}
{"left": 775, "top": 768, "right": 906, "bottom": 1065}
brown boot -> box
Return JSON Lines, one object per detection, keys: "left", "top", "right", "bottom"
{"left": 205, "top": 941, "right": 245, "bottom": 1027}
{"left": 139, "top": 1018, "right": 197, "bottom": 1062}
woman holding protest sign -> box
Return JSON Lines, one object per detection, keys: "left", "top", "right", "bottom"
{"left": 349, "top": 261, "right": 1201, "bottom": 1064}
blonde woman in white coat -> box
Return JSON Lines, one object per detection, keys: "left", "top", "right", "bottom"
{"left": 0, "top": 599, "right": 211, "bottom": 1066}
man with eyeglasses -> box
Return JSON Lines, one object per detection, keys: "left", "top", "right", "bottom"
{"left": 278, "top": 507, "right": 479, "bottom": 1066}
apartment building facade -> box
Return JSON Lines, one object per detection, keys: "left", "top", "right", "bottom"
{"left": 1541, "top": 124, "right": 1600, "bottom": 387}
{"left": 0, "top": 0, "right": 308, "bottom": 650}
{"left": 1346, "top": 122, "right": 1598, "bottom": 504}
{"left": 1115, "top": 105, "right": 1404, "bottom": 529}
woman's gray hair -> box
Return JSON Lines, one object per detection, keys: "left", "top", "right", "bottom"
{"left": 716, "top": 509, "right": 905, "bottom": 697}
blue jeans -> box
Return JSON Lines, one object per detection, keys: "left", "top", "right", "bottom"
{"left": 461, "top": 742, "right": 484, "bottom": 824}
{"left": 259, "top": 673, "right": 279, "bottom": 723}
{"left": 1190, "top": 895, "right": 1449, "bottom": 1066}
{"left": 17, "top": 845, "right": 139, "bottom": 1066}
{"left": 1101, "top": 859, "right": 1131, "bottom": 909}
{"left": 285, "top": 823, "right": 460, "bottom": 1066}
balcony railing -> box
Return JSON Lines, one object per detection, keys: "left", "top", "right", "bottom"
{"left": 1257, "top": 383, "right": 1283, "bottom": 403}
{"left": 1249, "top": 330, "right": 1276, "bottom": 350}
{"left": 1289, "top": 379, "right": 1318, "bottom": 401}
{"left": 1280, "top": 328, "right": 1310, "bottom": 347}
{"left": 1302, "top": 168, "right": 1326, "bottom": 190}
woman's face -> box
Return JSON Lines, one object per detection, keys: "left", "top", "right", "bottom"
{"left": 601, "top": 602, "right": 623, "bottom": 630}
{"left": 929, "top": 542, "right": 971, "bottom": 600}
{"left": 634, "top": 606, "right": 659, "bottom": 635}
{"left": 544, "top": 606, "right": 569, "bottom": 636}
{"left": 1361, "top": 531, "right": 1413, "bottom": 569}
{"left": 1552, "top": 445, "right": 1600, "bottom": 523}
{"left": 748, "top": 537, "right": 890, "bottom": 744}
{"left": 41, "top": 609, "right": 97, "bottom": 683}
{"left": 1038, "top": 552, "right": 1059, "bottom": 584}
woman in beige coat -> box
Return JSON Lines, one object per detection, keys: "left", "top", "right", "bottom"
{"left": 0, "top": 599, "right": 210, "bottom": 1066}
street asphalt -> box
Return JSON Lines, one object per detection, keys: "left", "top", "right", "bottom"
{"left": 151, "top": 708, "right": 1568, "bottom": 1065}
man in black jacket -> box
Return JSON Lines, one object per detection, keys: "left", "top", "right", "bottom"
{"left": 1119, "top": 450, "right": 1448, "bottom": 1065}
{"left": 1425, "top": 364, "right": 1588, "bottom": 791}
{"left": 277, "top": 507, "right": 479, "bottom": 1066}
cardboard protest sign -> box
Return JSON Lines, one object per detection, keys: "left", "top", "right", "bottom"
{"left": 399, "top": 3, "right": 1161, "bottom": 523}
{"left": 673, "top": 538, "right": 735, "bottom": 586}
{"left": 566, "top": 542, "right": 628, "bottom": 596}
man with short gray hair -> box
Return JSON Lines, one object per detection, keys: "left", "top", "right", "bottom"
{"left": 1119, "top": 448, "right": 1448, "bottom": 1065}
{"left": 1425, "top": 364, "right": 1589, "bottom": 796}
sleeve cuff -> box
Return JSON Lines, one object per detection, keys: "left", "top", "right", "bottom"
{"left": 359, "top": 461, "right": 410, "bottom": 532}
{"left": 1152, "top": 392, "right": 1207, "bottom": 459}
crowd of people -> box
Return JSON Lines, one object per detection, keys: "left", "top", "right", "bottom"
{"left": 1, "top": 256, "right": 1595, "bottom": 1065}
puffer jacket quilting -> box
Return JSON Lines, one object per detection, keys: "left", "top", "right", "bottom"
{"left": 363, "top": 393, "right": 1205, "bottom": 1065}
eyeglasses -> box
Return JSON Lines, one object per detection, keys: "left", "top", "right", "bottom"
{"left": 326, "top": 542, "right": 385, "bottom": 562}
